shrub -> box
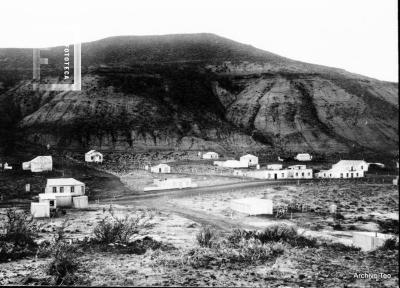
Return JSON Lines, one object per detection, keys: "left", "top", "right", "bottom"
{"left": 231, "top": 224, "right": 318, "bottom": 248}
{"left": 93, "top": 212, "right": 152, "bottom": 245}
{"left": 0, "top": 208, "right": 38, "bottom": 261}
{"left": 196, "top": 226, "right": 218, "bottom": 248}
{"left": 379, "top": 237, "right": 399, "bottom": 251}
{"left": 47, "top": 242, "right": 81, "bottom": 285}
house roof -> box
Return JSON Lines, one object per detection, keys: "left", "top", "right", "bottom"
{"left": 46, "top": 178, "right": 84, "bottom": 186}
{"left": 31, "top": 156, "right": 52, "bottom": 162}
{"left": 86, "top": 150, "right": 102, "bottom": 155}
{"left": 240, "top": 154, "right": 257, "bottom": 158}
{"left": 333, "top": 160, "right": 368, "bottom": 167}
{"left": 204, "top": 151, "right": 218, "bottom": 155}
{"left": 152, "top": 163, "right": 170, "bottom": 168}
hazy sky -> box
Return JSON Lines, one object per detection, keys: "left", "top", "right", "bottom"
{"left": 0, "top": 0, "right": 398, "bottom": 82}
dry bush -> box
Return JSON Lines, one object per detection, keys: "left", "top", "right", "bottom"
{"left": 196, "top": 226, "right": 218, "bottom": 248}
{"left": 256, "top": 224, "right": 317, "bottom": 248}
{"left": 46, "top": 242, "right": 82, "bottom": 285}
{"left": 379, "top": 237, "right": 399, "bottom": 251}
{"left": 0, "top": 208, "right": 38, "bottom": 261}
{"left": 93, "top": 211, "right": 153, "bottom": 245}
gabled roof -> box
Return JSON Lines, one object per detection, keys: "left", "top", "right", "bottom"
{"left": 31, "top": 156, "right": 52, "bottom": 162}
{"left": 46, "top": 178, "right": 84, "bottom": 186}
{"left": 240, "top": 154, "right": 257, "bottom": 158}
{"left": 333, "top": 160, "right": 368, "bottom": 167}
{"left": 152, "top": 163, "right": 170, "bottom": 168}
{"left": 86, "top": 150, "right": 102, "bottom": 155}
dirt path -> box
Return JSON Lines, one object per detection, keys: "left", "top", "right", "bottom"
{"left": 139, "top": 198, "right": 259, "bottom": 231}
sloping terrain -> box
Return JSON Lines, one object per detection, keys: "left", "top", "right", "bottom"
{"left": 0, "top": 33, "right": 398, "bottom": 155}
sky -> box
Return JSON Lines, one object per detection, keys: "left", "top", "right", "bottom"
{"left": 0, "top": 0, "right": 398, "bottom": 82}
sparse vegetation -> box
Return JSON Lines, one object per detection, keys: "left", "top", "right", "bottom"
{"left": 0, "top": 208, "right": 38, "bottom": 261}
{"left": 196, "top": 226, "right": 218, "bottom": 248}
{"left": 93, "top": 211, "right": 153, "bottom": 245}
{"left": 46, "top": 242, "right": 82, "bottom": 285}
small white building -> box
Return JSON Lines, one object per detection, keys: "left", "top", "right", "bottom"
{"left": 85, "top": 150, "right": 103, "bottom": 163}
{"left": 4, "top": 163, "right": 12, "bottom": 170}
{"left": 150, "top": 163, "right": 171, "bottom": 173}
{"left": 239, "top": 154, "right": 258, "bottom": 167}
{"left": 45, "top": 178, "right": 85, "bottom": 196}
{"left": 332, "top": 160, "right": 369, "bottom": 172}
{"left": 144, "top": 177, "right": 197, "bottom": 191}
{"left": 294, "top": 153, "right": 312, "bottom": 161}
{"left": 267, "top": 164, "right": 283, "bottom": 170}
{"left": 73, "top": 196, "right": 89, "bottom": 209}
{"left": 316, "top": 160, "right": 368, "bottom": 179}
{"left": 31, "top": 202, "right": 50, "bottom": 218}
{"left": 39, "top": 193, "right": 57, "bottom": 209}
{"left": 202, "top": 152, "right": 219, "bottom": 159}
{"left": 230, "top": 198, "right": 273, "bottom": 215}
{"left": 23, "top": 156, "right": 52, "bottom": 172}
{"left": 352, "top": 232, "right": 394, "bottom": 251}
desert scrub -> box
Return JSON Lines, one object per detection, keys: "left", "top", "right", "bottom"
{"left": 184, "top": 239, "right": 285, "bottom": 268}
{"left": 0, "top": 208, "right": 38, "bottom": 262}
{"left": 93, "top": 211, "right": 153, "bottom": 245}
{"left": 256, "top": 224, "right": 318, "bottom": 248}
{"left": 196, "top": 226, "right": 218, "bottom": 248}
{"left": 46, "top": 241, "right": 85, "bottom": 285}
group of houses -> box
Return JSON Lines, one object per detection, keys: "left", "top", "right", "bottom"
{"left": 31, "top": 177, "right": 88, "bottom": 218}
{"left": 213, "top": 154, "right": 259, "bottom": 168}
{"left": 243, "top": 164, "right": 313, "bottom": 180}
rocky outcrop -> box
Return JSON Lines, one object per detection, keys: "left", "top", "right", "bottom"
{"left": 0, "top": 34, "right": 398, "bottom": 155}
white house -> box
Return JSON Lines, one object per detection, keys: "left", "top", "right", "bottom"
{"left": 316, "top": 160, "right": 368, "bottom": 179}
{"left": 3, "top": 162, "right": 12, "bottom": 170}
{"left": 150, "top": 163, "right": 171, "bottom": 173}
{"left": 144, "top": 177, "right": 197, "bottom": 191}
{"left": 332, "top": 160, "right": 369, "bottom": 172}
{"left": 23, "top": 156, "right": 53, "bottom": 172}
{"left": 352, "top": 232, "right": 394, "bottom": 251}
{"left": 239, "top": 154, "right": 258, "bottom": 166}
{"left": 230, "top": 198, "right": 273, "bottom": 215}
{"left": 31, "top": 202, "right": 50, "bottom": 218}
{"left": 45, "top": 178, "right": 85, "bottom": 196}
{"left": 267, "top": 164, "right": 283, "bottom": 170}
{"left": 245, "top": 166, "right": 313, "bottom": 180}
{"left": 294, "top": 153, "right": 312, "bottom": 161}
{"left": 202, "top": 152, "right": 219, "bottom": 159}
{"left": 85, "top": 150, "right": 103, "bottom": 163}
{"left": 39, "top": 193, "right": 57, "bottom": 209}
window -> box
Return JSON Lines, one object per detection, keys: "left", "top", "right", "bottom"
{"left": 361, "top": 166, "right": 363, "bottom": 170}
{"left": 281, "top": 173, "right": 284, "bottom": 177}
{"left": 60, "top": 187, "right": 64, "bottom": 193}
{"left": 301, "top": 172, "right": 304, "bottom": 177}
{"left": 340, "top": 173, "right": 343, "bottom": 178}
{"left": 71, "top": 186, "right": 75, "bottom": 193}
{"left": 267, "top": 173, "right": 270, "bottom": 178}
{"left": 308, "top": 172, "right": 310, "bottom": 176}
{"left": 346, "top": 173, "right": 349, "bottom": 178}
{"left": 295, "top": 173, "right": 298, "bottom": 177}
{"left": 52, "top": 187, "right": 57, "bottom": 193}
{"left": 49, "top": 200, "right": 54, "bottom": 207}
{"left": 81, "top": 186, "right": 84, "bottom": 193}
{"left": 356, "top": 173, "right": 358, "bottom": 177}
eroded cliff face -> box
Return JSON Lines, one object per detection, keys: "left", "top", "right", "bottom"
{"left": 212, "top": 74, "right": 398, "bottom": 153}
{"left": 0, "top": 34, "right": 398, "bottom": 155}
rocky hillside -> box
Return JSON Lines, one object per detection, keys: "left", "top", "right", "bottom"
{"left": 0, "top": 34, "right": 398, "bottom": 156}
